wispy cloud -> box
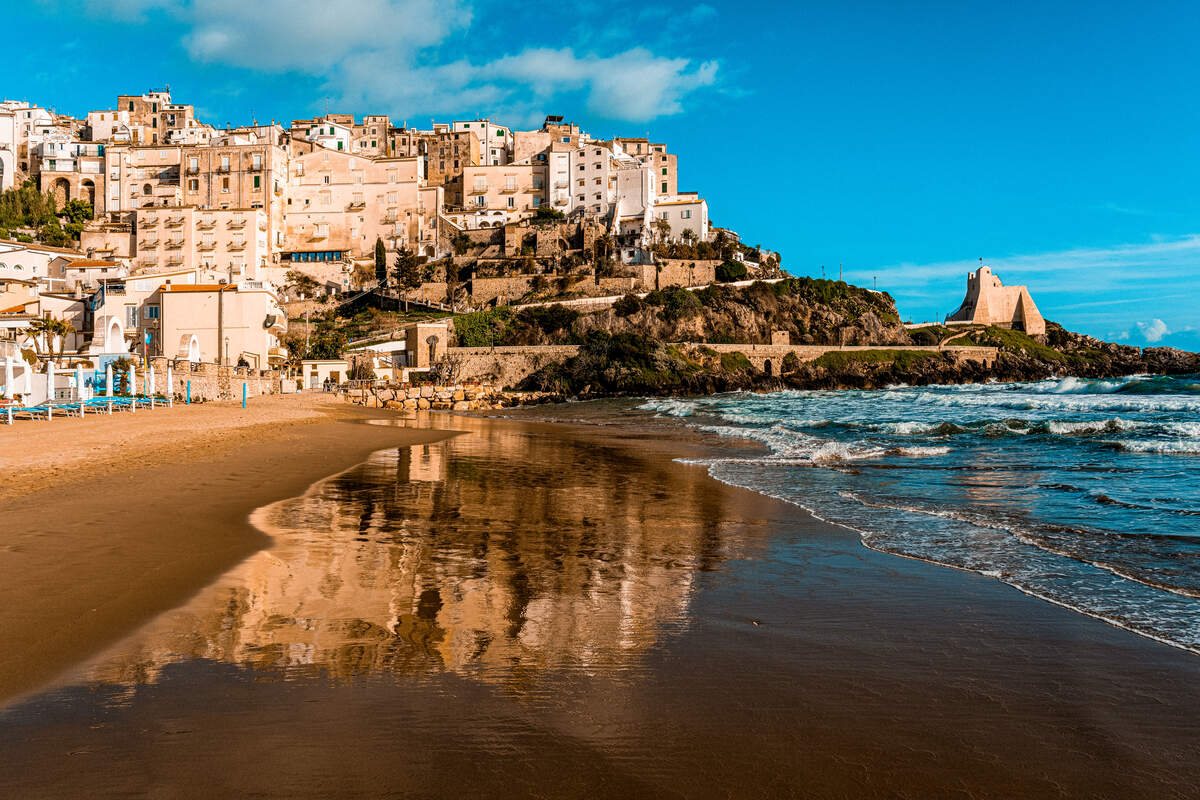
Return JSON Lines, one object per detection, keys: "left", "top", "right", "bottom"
{"left": 71, "top": 0, "right": 721, "bottom": 122}
{"left": 872, "top": 235, "right": 1200, "bottom": 345}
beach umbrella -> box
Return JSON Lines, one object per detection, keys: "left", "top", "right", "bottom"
{"left": 105, "top": 363, "right": 113, "bottom": 397}
{"left": 149, "top": 365, "right": 156, "bottom": 398}
{"left": 46, "top": 360, "right": 55, "bottom": 405}
{"left": 3, "top": 358, "right": 12, "bottom": 399}
{"left": 128, "top": 364, "right": 136, "bottom": 398}
{"left": 74, "top": 364, "right": 84, "bottom": 401}
{"left": 166, "top": 363, "right": 174, "bottom": 405}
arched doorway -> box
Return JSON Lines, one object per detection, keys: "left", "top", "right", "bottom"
{"left": 104, "top": 317, "right": 124, "bottom": 352}
{"left": 179, "top": 333, "right": 200, "bottom": 362}
{"left": 81, "top": 179, "right": 96, "bottom": 208}
{"left": 764, "top": 359, "right": 773, "bottom": 376}
{"left": 426, "top": 335, "right": 440, "bottom": 366}
{"left": 50, "top": 178, "right": 70, "bottom": 206}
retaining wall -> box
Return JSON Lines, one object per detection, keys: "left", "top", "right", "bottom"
{"left": 148, "top": 357, "right": 291, "bottom": 402}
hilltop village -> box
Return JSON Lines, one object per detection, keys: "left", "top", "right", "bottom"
{"left": 0, "top": 88, "right": 1195, "bottom": 408}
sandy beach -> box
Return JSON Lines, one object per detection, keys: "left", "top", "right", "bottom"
{"left": 1, "top": 404, "right": 1198, "bottom": 797}
{"left": 0, "top": 394, "right": 455, "bottom": 704}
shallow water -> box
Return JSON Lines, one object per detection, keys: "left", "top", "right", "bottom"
{"left": 637, "top": 374, "right": 1200, "bottom": 652}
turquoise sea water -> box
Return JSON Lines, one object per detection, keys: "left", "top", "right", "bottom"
{"left": 640, "top": 374, "right": 1200, "bottom": 653}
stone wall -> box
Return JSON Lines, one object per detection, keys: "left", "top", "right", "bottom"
{"left": 697, "top": 343, "right": 999, "bottom": 371}
{"left": 148, "top": 357, "right": 291, "bottom": 402}
{"left": 634, "top": 259, "right": 720, "bottom": 290}
{"left": 337, "top": 381, "right": 559, "bottom": 412}
{"left": 447, "top": 345, "right": 581, "bottom": 388}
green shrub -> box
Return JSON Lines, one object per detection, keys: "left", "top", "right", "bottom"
{"left": 454, "top": 307, "right": 514, "bottom": 347}
{"left": 782, "top": 352, "right": 800, "bottom": 373}
{"left": 715, "top": 259, "right": 748, "bottom": 282}
{"left": 813, "top": 349, "right": 938, "bottom": 371}
{"left": 658, "top": 286, "right": 701, "bottom": 322}
{"left": 613, "top": 293, "right": 643, "bottom": 317}
{"left": 720, "top": 351, "right": 752, "bottom": 372}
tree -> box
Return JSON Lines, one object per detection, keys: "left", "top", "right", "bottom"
{"left": 374, "top": 238, "right": 387, "bottom": 287}
{"left": 28, "top": 315, "right": 74, "bottom": 361}
{"left": 653, "top": 217, "right": 672, "bottom": 243}
{"left": 393, "top": 248, "right": 424, "bottom": 291}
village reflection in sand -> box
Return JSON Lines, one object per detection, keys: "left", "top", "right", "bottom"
{"left": 82, "top": 418, "right": 762, "bottom": 693}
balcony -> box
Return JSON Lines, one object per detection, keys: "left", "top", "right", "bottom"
{"left": 164, "top": 216, "right": 184, "bottom": 227}
{"left": 228, "top": 241, "right": 247, "bottom": 251}
{"left": 198, "top": 241, "right": 217, "bottom": 251}
{"left": 217, "top": 164, "right": 231, "bottom": 173}
{"left": 166, "top": 258, "right": 184, "bottom": 267}
{"left": 468, "top": 186, "right": 488, "bottom": 195}
{"left": 227, "top": 218, "right": 246, "bottom": 229}
{"left": 308, "top": 230, "right": 328, "bottom": 241}
{"left": 138, "top": 239, "right": 159, "bottom": 249}
{"left": 185, "top": 165, "right": 200, "bottom": 175}
{"left": 347, "top": 201, "right": 366, "bottom": 211}
{"left": 197, "top": 219, "right": 217, "bottom": 229}
{"left": 247, "top": 161, "right": 263, "bottom": 172}
{"left": 141, "top": 216, "right": 159, "bottom": 227}
{"left": 164, "top": 239, "right": 184, "bottom": 249}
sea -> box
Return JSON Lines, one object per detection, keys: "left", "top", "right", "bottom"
{"left": 639, "top": 374, "right": 1200, "bottom": 653}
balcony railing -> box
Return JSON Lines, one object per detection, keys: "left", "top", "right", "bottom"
{"left": 138, "top": 239, "right": 159, "bottom": 249}
{"left": 197, "top": 219, "right": 217, "bottom": 229}
{"left": 141, "top": 216, "right": 158, "bottom": 226}
{"left": 198, "top": 241, "right": 217, "bottom": 251}
{"left": 347, "top": 201, "right": 366, "bottom": 210}
{"left": 165, "top": 217, "right": 184, "bottom": 227}
{"left": 165, "top": 239, "right": 184, "bottom": 249}
{"left": 217, "top": 164, "right": 231, "bottom": 172}
{"left": 227, "top": 219, "right": 246, "bottom": 229}
{"left": 228, "top": 241, "right": 247, "bottom": 251}
{"left": 185, "top": 165, "right": 200, "bottom": 174}
{"left": 247, "top": 161, "right": 263, "bottom": 171}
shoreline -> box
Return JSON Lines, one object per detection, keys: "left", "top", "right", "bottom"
{"left": 2, "top": 405, "right": 1198, "bottom": 796}
{"left": 0, "top": 395, "right": 457, "bottom": 705}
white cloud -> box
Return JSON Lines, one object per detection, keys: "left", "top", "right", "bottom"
{"left": 76, "top": 0, "right": 718, "bottom": 122}
{"left": 1136, "top": 318, "right": 1170, "bottom": 343}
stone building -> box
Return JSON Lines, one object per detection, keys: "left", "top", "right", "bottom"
{"left": 284, "top": 148, "right": 441, "bottom": 261}
{"left": 947, "top": 265, "right": 1045, "bottom": 335}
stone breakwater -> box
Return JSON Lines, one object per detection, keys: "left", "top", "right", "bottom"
{"left": 336, "top": 382, "right": 562, "bottom": 411}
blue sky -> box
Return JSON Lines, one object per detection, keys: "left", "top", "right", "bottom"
{"left": 9, "top": 0, "right": 1200, "bottom": 348}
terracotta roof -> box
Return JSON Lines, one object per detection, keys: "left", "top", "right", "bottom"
{"left": 68, "top": 259, "right": 119, "bottom": 267}
{"left": 163, "top": 284, "right": 237, "bottom": 292}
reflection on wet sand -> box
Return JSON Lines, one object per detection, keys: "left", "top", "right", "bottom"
{"left": 82, "top": 418, "right": 765, "bottom": 693}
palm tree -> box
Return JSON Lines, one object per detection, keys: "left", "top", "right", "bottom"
{"left": 653, "top": 217, "right": 672, "bottom": 244}
{"left": 27, "top": 315, "right": 74, "bottom": 362}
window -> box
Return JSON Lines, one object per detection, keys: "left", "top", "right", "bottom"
{"left": 128, "top": 101, "right": 134, "bottom": 111}
{"left": 222, "top": 177, "right": 230, "bottom": 192}
{"left": 188, "top": 179, "right": 199, "bottom": 192}
{"left": 561, "top": 137, "right": 569, "bottom": 143}
{"left": 474, "top": 176, "right": 487, "bottom": 190}
{"left": 661, "top": 182, "right": 667, "bottom": 193}
{"left": 252, "top": 154, "right": 262, "bottom": 169}
{"left": 475, "top": 196, "right": 485, "bottom": 207}
{"left": 253, "top": 175, "right": 261, "bottom": 190}
{"left": 371, "top": 140, "right": 377, "bottom": 147}
{"left": 532, "top": 176, "right": 543, "bottom": 189}
{"left": 189, "top": 156, "right": 198, "bottom": 171}
{"left": 682, "top": 210, "right": 692, "bottom": 219}
{"left": 337, "top": 141, "right": 343, "bottom": 150}
{"left": 594, "top": 193, "right": 601, "bottom": 200}
{"left": 319, "top": 190, "right": 331, "bottom": 205}
{"left": 221, "top": 155, "right": 230, "bottom": 170}
{"left": 533, "top": 198, "right": 542, "bottom": 207}
{"left": 661, "top": 168, "right": 667, "bottom": 176}
{"left": 594, "top": 178, "right": 601, "bottom": 185}
{"left": 323, "top": 175, "right": 330, "bottom": 184}
{"left": 125, "top": 306, "right": 138, "bottom": 327}
{"left": 577, "top": 195, "right": 584, "bottom": 202}
{"left": 507, "top": 197, "right": 514, "bottom": 208}
{"left": 496, "top": 129, "right": 504, "bottom": 137}
{"left": 505, "top": 176, "right": 516, "bottom": 191}
{"left": 143, "top": 304, "right": 160, "bottom": 320}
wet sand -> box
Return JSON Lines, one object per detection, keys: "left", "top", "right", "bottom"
{"left": 0, "top": 396, "right": 455, "bottom": 704}
{"left": 2, "top": 412, "right": 1199, "bottom": 797}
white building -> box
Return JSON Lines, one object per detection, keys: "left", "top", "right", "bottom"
{"left": 453, "top": 119, "right": 512, "bottom": 165}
